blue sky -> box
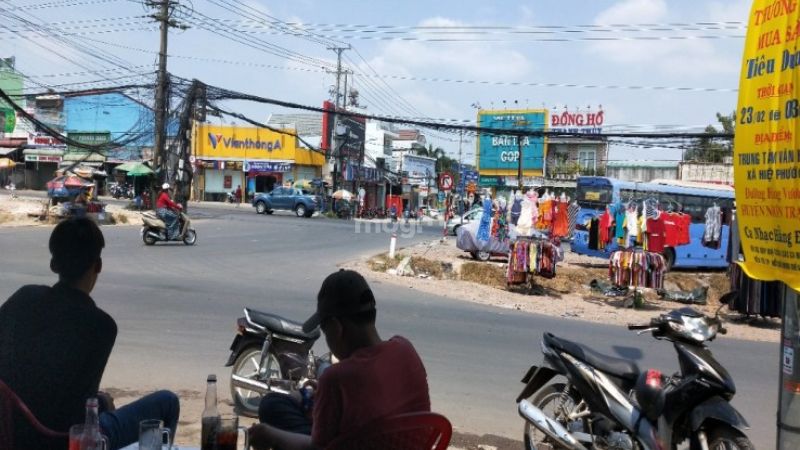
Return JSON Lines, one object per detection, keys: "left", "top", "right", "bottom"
{"left": 3, "top": 0, "right": 751, "bottom": 162}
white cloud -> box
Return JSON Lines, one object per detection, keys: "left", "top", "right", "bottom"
{"left": 588, "top": 0, "right": 739, "bottom": 77}
{"left": 367, "top": 17, "right": 534, "bottom": 82}
{"left": 595, "top": 0, "right": 667, "bottom": 24}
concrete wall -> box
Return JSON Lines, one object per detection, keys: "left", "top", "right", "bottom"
{"left": 606, "top": 164, "right": 678, "bottom": 182}
{"left": 679, "top": 162, "right": 733, "bottom": 185}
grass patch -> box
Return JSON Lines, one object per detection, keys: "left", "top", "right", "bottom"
{"left": 367, "top": 252, "right": 404, "bottom": 272}
{"left": 410, "top": 256, "right": 444, "bottom": 279}
{"left": 460, "top": 262, "right": 506, "bottom": 289}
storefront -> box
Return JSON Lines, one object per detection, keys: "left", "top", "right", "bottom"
{"left": 193, "top": 124, "right": 323, "bottom": 201}
{"left": 23, "top": 148, "right": 63, "bottom": 190}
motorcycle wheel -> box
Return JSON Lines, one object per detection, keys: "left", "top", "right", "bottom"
{"left": 703, "top": 425, "right": 754, "bottom": 450}
{"left": 524, "top": 383, "right": 584, "bottom": 450}
{"left": 230, "top": 346, "right": 283, "bottom": 418}
{"left": 143, "top": 229, "right": 157, "bottom": 246}
{"left": 183, "top": 229, "right": 197, "bottom": 245}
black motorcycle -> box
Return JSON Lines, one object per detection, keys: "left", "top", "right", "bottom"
{"left": 226, "top": 308, "right": 331, "bottom": 417}
{"left": 517, "top": 297, "right": 753, "bottom": 450}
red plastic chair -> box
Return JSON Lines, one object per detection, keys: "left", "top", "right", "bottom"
{"left": 325, "top": 412, "right": 452, "bottom": 450}
{"left": 0, "top": 379, "right": 68, "bottom": 450}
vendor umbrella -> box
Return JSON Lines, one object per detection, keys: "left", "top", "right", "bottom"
{"left": 0, "top": 158, "right": 15, "bottom": 169}
{"left": 332, "top": 189, "right": 353, "bottom": 200}
{"left": 115, "top": 161, "right": 153, "bottom": 176}
{"left": 63, "top": 175, "right": 94, "bottom": 188}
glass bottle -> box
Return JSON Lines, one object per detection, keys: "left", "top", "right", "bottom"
{"left": 79, "top": 397, "right": 104, "bottom": 450}
{"left": 201, "top": 374, "right": 220, "bottom": 450}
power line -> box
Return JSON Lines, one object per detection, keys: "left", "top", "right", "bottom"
{"left": 193, "top": 77, "right": 735, "bottom": 139}
{"left": 74, "top": 37, "right": 737, "bottom": 94}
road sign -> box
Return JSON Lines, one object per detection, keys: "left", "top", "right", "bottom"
{"left": 438, "top": 173, "right": 453, "bottom": 191}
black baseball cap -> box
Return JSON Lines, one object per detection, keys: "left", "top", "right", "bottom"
{"left": 302, "top": 269, "right": 376, "bottom": 332}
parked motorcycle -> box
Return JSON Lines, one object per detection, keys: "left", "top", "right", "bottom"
{"left": 141, "top": 206, "right": 197, "bottom": 245}
{"left": 226, "top": 307, "right": 332, "bottom": 417}
{"left": 110, "top": 182, "right": 134, "bottom": 199}
{"left": 517, "top": 295, "right": 753, "bottom": 450}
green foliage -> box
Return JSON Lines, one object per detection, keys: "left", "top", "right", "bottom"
{"left": 685, "top": 112, "right": 735, "bottom": 163}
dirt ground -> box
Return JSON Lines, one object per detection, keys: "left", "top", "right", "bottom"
{"left": 349, "top": 237, "right": 780, "bottom": 343}
{"left": 0, "top": 195, "right": 143, "bottom": 227}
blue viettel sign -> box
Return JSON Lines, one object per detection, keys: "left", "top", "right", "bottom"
{"left": 244, "top": 161, "right": 293, "bottom": 172}
{"left": 477, "top": 110, "right": 547, "bottom": 172}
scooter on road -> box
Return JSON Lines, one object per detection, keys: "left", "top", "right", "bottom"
{"left": 141, "top": 206, "right": 197, "bottom": 245}
{"left": 517, "top": 293, "right": 753, "bottom": 450}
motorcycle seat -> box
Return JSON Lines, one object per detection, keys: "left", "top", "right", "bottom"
{"left": 245, "top": 308, "right": 321, "bottom": 341}
{"left": 544, "top": 333, "right": 640, "bottom": 381}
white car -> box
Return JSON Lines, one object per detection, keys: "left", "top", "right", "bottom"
{"left": 446, "top": 207, "right": 483, "bottom": 236}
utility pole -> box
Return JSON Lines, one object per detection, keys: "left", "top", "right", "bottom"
{"left": 517, "top": 133, "right": 524, "bottom": 191}
{"left": 458, "top": 130, "right": 464, "bottom": 224}
{"left": 327, "top": 45, "right": 350, "bottom": 212}
{"left": 148, "top": 0, "right": 185, "bottom": 188}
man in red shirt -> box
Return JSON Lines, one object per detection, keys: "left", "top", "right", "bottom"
{"left": 249, "top": 270, "right": 430, "bottom": 450}
{"left": 156, "top": 183, "right": 180, "bottom": 239}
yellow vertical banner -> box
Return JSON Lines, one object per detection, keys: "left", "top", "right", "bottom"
{"left": 735, "top": 0, "right": 800, "bottom": 290}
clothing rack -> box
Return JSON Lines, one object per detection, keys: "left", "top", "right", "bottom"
{"left": 507, "top": 237, "right": 559, "bottom": 285}
{"left": 608, "top": 248, "right": 667, "bottom": 289}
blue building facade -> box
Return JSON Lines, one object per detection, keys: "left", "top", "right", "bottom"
{"left": 64, "top": 92, "right": 155, "bottom": 165}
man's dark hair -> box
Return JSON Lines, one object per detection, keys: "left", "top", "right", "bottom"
{"left": 49, "top": 218, "right": 105, "bottom": 282}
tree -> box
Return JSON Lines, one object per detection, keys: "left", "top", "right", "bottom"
{"left": 684, "top": 112, "right": 735, "bottom": 163}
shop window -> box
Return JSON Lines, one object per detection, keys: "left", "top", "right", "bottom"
{"left": 224, "top": 175, "right": 232, "bottom": 189}
{"left": 578, "top": 148, "right": 596, "bottom": 171}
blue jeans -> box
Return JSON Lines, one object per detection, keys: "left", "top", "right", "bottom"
{"left": 99, "top": 390, "right": 180, "bottom": 450}
{"left": 259, "top": 393, "right": 311, "bottom": 435}
{"left": 157, "top": 208, "right": 179, "bottom": 239}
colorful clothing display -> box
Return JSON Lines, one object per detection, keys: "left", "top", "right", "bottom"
{"left": 507, "top": 238, "right": 559, "bottom": 284}
{"left": 608, "top": 249, "right": 667, "bottom": 289}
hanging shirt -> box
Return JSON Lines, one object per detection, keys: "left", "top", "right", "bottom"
{"left": 679, "top": 213, "right": 692, "bottom": 245}
{"left": 704, "top": 206, "right": 722, "bottom": 243}
{"left": 646, "top": 214, "right": 666, "bottom": 253}
{"left": 625, "top": 210, "right": 639, "bottom": 238}
{"left": 588, "top": 217, "right": 600, "bottom": 250}
{"left": 662, "top": 213, "right": 680, "bottom": 248}
{"left": 615, "top": 209, "right": 626, "bottom": 239}
{"left": 598, "top": 210, "right": 613, "bottom": 245}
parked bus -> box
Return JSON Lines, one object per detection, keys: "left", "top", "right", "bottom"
{"left": 571, "top": 176, "right": 735, "bottom": 269}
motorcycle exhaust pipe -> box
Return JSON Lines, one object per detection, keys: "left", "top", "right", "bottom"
{"left": 518, "top": 399, "right": 586, "bottom": 450}
{"left": 230, "top": 374, "right": 290, "bottom": 396}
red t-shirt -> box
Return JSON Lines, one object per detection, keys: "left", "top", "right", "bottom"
{"left": 679, "top": 213, "right": 692, "bottom": 245}
{"left": 156, "top": 192, "right": 178, "bottom": 210}
{"left": 662, "top": 213, "right": 680, "bottom": 248}
{"left": 311, "top": 336, "right": 430, "bottom": 447}
{"left": 646, "top": 215, "right": 666, "bottom": 253}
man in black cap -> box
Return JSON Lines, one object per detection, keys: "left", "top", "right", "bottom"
{"left": 249, "top": 269, "right": 430, "bottom": 450}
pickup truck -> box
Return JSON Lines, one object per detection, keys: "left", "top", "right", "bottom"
{"left": 252, "top": 187, "right": 318, "bottom": 218}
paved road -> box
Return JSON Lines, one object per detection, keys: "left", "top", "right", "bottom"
{"left": 0, "top": 204, "right": 778, "bottom": 447}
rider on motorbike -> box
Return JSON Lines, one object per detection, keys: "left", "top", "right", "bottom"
{"left": 156, "top": 183, "right": 180, "bottom": 239}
